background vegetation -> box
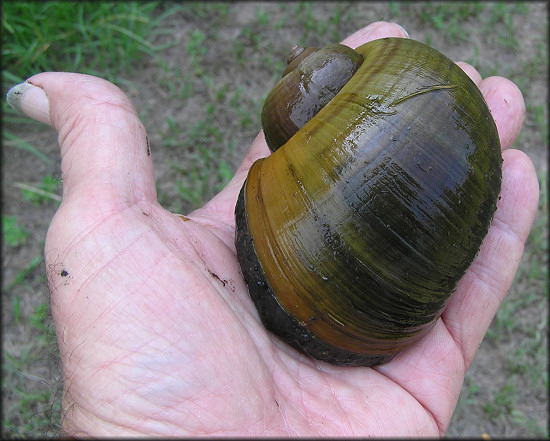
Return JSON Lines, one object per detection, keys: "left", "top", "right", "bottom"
{"left": 2, "top": 1, "right": 547, "bottom": 437}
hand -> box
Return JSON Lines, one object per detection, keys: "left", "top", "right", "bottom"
{"left": 7, "top": 22, "right": 538, "bottom": 437}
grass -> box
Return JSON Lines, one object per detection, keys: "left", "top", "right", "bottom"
{"left": 186, "top": 29, "right": 208, "bottom": 76}
{"left": 2, "top": 215, "right": 29, "bottom": 247}
{"left": 1, "top": 1, "right": 175, "bottom": 84}
{"left": 293, "top": 2, "right": 344, "bottom": 45}
{"left": 1, "top": 1, "right": 185, "bottom": 187}
{"left": 5, "top": 256, "right": 43, "bottom": 292}
{"left": 2, "top": 1, "right": 547, "bottom": 438}
{"left": 414, "top": 2, "right": 486, "bottom": 43}
{"left": 2, "top": 311, "right": 61, "bottom": 438}
{"left": 3, "top": 130, "right": 52, "bottom": 164}
{"left": 16, "top": 174, "right": 62, "bottom": 205}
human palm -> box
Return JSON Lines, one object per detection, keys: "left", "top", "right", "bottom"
{"left": 11, "top": 23, "right": 538, "bottom": 437}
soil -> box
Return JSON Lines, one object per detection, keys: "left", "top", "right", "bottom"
{"left": 2, "top": 2, "right": 547, "bottom": 437}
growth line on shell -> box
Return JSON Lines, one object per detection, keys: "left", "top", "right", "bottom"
{"left": 393, "top": 84, "right": 456, "bottom": 106}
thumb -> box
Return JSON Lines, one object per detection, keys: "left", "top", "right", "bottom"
{"left": 7, "top": 72, "right": 156, "bottom": 206}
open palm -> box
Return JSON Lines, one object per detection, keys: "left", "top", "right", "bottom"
{"left": 13, "top": 23, "right": 538, "bottom": 437}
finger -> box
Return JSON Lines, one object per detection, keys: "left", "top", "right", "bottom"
{"left": 375, "top": 149, "right": 539, "bottom": 433}
{"left": 235, "top": 131, "right": 270, "bottom": 178}
{"left": 341, "top": 21, "right": 409, "bottom": 48}
{"left": 455, "top": 61, "right": 482, "bottom": 85}
{"left": 442, "top": 149, "right": 539, "bottom": 368}
{"left": 479, "top": 76, "right": 525, "bottom": 150}
{"left": 194, "top": 131, "right": 268, "bottom": 229}
{"left": 7, "top": 72, "right": 156, "bottom": 206}
{"left": 374, "top": 317, "right": 465, "bottom": 435}
{"left": 453, "top": 63, "right": 524, "bottom": 150}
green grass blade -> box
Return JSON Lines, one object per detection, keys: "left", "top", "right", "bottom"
{"left": 3, "top": 131, "right": 51, "bottom": 164}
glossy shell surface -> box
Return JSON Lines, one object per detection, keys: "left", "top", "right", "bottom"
{"left": 235, "top": 37, "right": 502, "bottom": 366}
{"left": 261, "top": 43, "right": 363, "bottom": 152}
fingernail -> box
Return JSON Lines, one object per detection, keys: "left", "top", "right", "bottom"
{"left": 391, "top": 22, "right": 410, "bottom": 39}
{"left": 6, "top": 81, "right": 51, "bottom": 125}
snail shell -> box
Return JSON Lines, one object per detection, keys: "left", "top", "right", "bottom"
{"left": 261, "top": 43, "right": 364, "bottom": 152}
{"left": 235, "top": 37, "right": 502, "bottom": 366}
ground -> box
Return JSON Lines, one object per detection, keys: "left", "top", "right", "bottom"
{"left": 2, "top": 2, "right": 547, "bottom": 437}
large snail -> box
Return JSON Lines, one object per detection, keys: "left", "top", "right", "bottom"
{"left": 235, "top": 37, "right": 502, "bottom": 367}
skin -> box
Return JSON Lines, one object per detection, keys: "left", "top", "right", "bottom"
{"left": 10, "top": 22, "right": 538, "bottom": 437}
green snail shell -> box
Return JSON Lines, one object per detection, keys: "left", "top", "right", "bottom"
{"left": 235, "top": 37, "right": 502, "bottom": 367}
{"left": 261, "top": 43, "right": 364, "bottom": 152}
